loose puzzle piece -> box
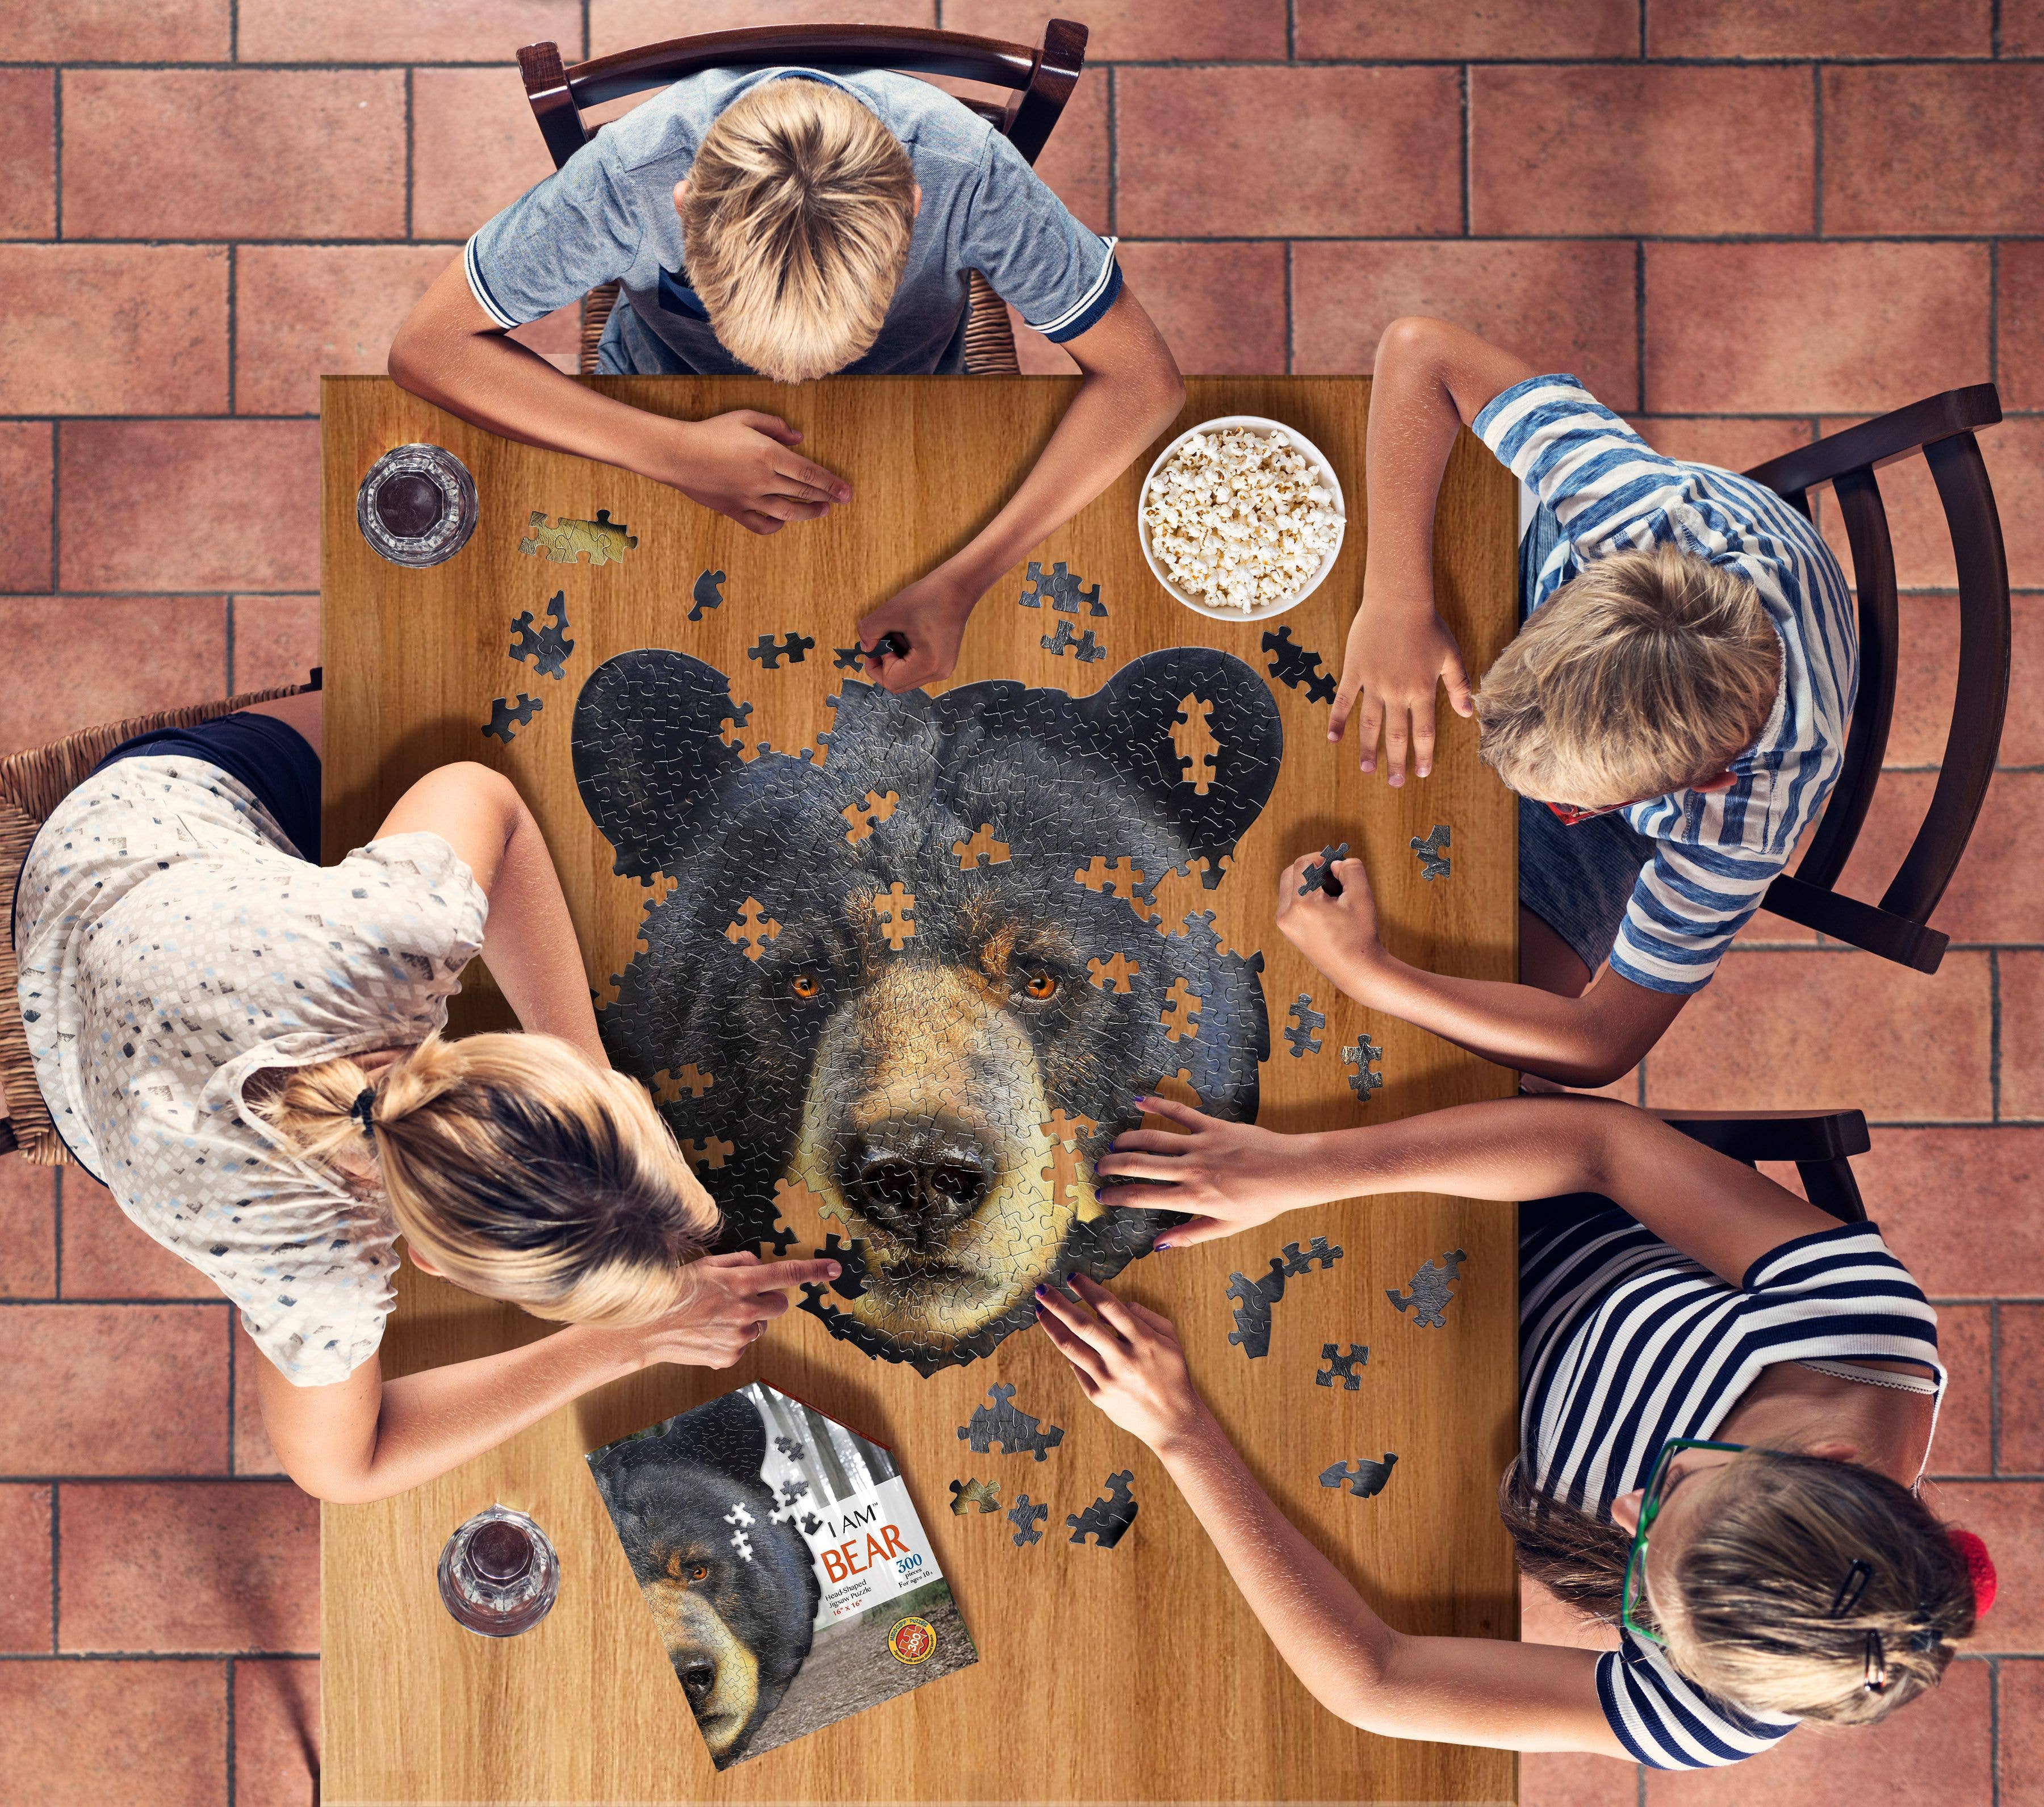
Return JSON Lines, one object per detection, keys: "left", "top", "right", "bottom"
{"left": 518, "top": 508, "right": 637, "bottom": 565}
{"left": 843, "top": 788, "right": 899, "bottom": 844}
{"left": 952, "top": 823, "right": 1011, "bottom": 868}
{"left": 748, "top": 632, "right": 816, "bottom": 670}
{"left": 831, "top": 644, "right": 866, "bottom": 671}
{"left": 780, "top": 1476, "right": 810, "bottom": 1504}
{"left": 957, "top": 1382, "right": 1066, "bottom": 1462}
{"left": 1320, "top": 1454, "right": 1399, "bottom": 1498}
{"left": 1066, "top": 1470, "right": 1138, "bottom": 1549}
{"left": 774, "top": 1436, "right": 806, "bottom": 1461}
{"left": 482, "top": 694, "right": 542, "bottom": 743}
{"left": 1341, "top": 1035, "right": 1384, "bottom": 1101}
{"left": 724, "top": 896, "right": 781, "bottom": 959}
{"left": 800, "top": 1511, "right": 823, "bottom": 1535}
{"left": 689, "top": 568, "right": 726, "bottom": 621}
{"left": 876, "top": 882, "right": 916, "bottom": 951}
{"left": 1018, "top": 559, "right": 1105, "bottom": 616}
{"left": 1041, "top": 618, "right": 1107, "bottom": 663}
{"left": 1281, "top": 1236, "right": 1343, "bottom": 1275}
{"left": 729, "top": 1528, "right": 754, "bottom": 1561}
{"left": 1298, "top": 843, "right": 1349, "bottom": 897}
{"left": 1284, "top": 993, "right": 1325, "bottom": 1058}
{"left": 1159, "top": 977, "right": 1202, "bottom": 1043}
{"left": 950, "top": 1477, "right": 1002, "bottom": 1515}
{"left": 1008, "top": 1494, "right": 1048, "bottom": 1546}
{"left": 1087, "top": 951, "right": 1141, "bottom": 993}
{"left": 1388, "top": 1249, "right": 1466, "bottom": 1329}
{"left": 508, "top": 591, "right": 573, "bottom": 679}
{"left": 1317, "top": 1343, "right": 1369, "bottom": 1390}
{"left": 1411, "top": 823, "right": 1452, "bottom": 882}
{"left": 1225, "top": 1258, "right": 1288, "bottom": 1359}
{"left": 1262, "top": 625, "right": 1338, "bottom": 704}
{"left": 1170, "top": 693, "right": 1221, "bottom": 796}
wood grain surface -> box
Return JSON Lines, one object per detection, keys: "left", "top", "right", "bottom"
{"left": 320, "top": 374, "right": 1522, "bottom": 1805}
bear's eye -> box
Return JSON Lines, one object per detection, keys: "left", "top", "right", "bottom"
{"left": 1023, "top": 969, "right": 1059, "bottom": 1001}
{"left": 790, "top": 972, "right": 820, "bottom": 1000}
{"left": 690, "top": 1564, "right": 709, "bottom": 1582}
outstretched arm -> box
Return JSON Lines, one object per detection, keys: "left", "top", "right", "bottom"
{"left": 1333, "top": 316, "right": 1536, "bottom": 784}
{"left": 1034, "top": 1278, "right": 1628, "bottom": 1756}
{"left": 857, "top": 285, "right": 1185, "bottom": 691}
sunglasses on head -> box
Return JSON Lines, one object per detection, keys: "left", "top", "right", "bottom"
{"left": 1544, "top": 795, "right": 1649, "bottom": 826}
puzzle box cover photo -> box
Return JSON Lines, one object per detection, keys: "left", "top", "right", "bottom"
{"left": 588, "top": 1384, "right": 978, "bottom": 1769}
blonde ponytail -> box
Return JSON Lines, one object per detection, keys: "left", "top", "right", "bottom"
{"left": 254, "top": 1033, "right": 719, "bottom": 1325}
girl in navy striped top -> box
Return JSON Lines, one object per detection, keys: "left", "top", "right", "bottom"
{"left": 1034, "top": 1093, "right": 1989, "bottom": 1771}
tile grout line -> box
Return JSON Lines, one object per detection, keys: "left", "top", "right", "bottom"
{"left": 1811, "top": 63, "right": 1825, "bottom": 236}
{"left": 1284, "top": 242, "right": 1295, "bottom": 375}
{"left": 225, "top": 1299, "right": 238, "bottom": 1477}
{"left": 52, "top": 1165, "right": 64, "bottom": 1300}
{"left": 1990, "top": 238, "right": 2001, "bottom": 388}
{"left": 1991, "top": 1298, "right": 2003, "bottom": 1475}
{"left": 50, "top": 62, "right": 61, "bottom": 244}
{"left": 225, "top": 1654, "right": 237, "bottom": 1807}
{"left": 1991, "top": 947, "right": 2003, "bottom": 1123}
{"left": 48, "top": 1477, "right": 58, "bottom": 1655}
{"left": 1633, "top": 240, "right": 1647, "bottom": 414}
{"left": 1989, "top": 1653, "right": 2002, "bottom": 1807}
{"left": 1459, "top": 64, "right": 1471, "bottom": 237}
{"left": 1105, "top": 66, "right": 1117, "bottom": 239}
{"left": 404, "top": 66, "right": 415, "bottom": 242}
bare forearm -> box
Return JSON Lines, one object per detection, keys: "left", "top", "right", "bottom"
{"left": 479, "top": 803, "right": 606, "bottom": 1064}
{"left": 1364, "top": 323, "right": 1469, "bottom": 605}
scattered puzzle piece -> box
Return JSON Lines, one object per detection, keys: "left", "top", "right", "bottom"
{"left": 1066, "top": 1470, "right": 1138, "bottom": 1548}
{"left": 1041, "top": 618, "right": 1106, "bottom": 662}
{"left": 1284, "top": 993, "right": 1325, "bottom": 1058}
{"left": 1008, "top": 1493, "right": 1048, "bottom": 1546}
{"left": 518, "top": 508, "right": 636, "bottom": 565}
{"left": 1320, "top": 1454, "right": 1399, "bottom": 1498}
{"left": 950, "top": 1477, "right": 1002, "bottom": 1515}
{"left": 1299, "top": 843, "right": 1348, "bottom": 897}
{"left": 508, "top": 591, "right": 573, "bottom": 679}
{"left": 799, "top": 1511, "right": 822, "bottom": 1535}
{"left": 952, "top": 823, "right": 1011, "bottom": 868}
{"left": 1411, "top": 823, "right": 1452, "bottom": 882}
{"left": 831, "top": 643, "right": 865, "bottom": 670}
{"left": 1317, "top": 1342, "right": 1369, "bottom": 1390}
{"left": 1281, "top": 1236, "right": 1343, "bottom": 1275}
{"left": 724, "top": 896, "right": 781, "bottom": 959}
{"left": 1018, "top": 559, "right": 1105, "bottom": 616}
{"left": 689, "top": 568, "right": 726, "bottom": 621}
{"left": 1225, "top": 1258, "right": 1288, "bottom": 1359}
{"left": 748, "top": 631, "right": 816, "bottom": 670}
{"left": 1388, "top": 1249, "right": 1465, "bottom": 1329}
{"left": 774, "top": 1436, "right": 806, "bottom": 1461}
{"left": 1159, "top": 977, "right": 1201, "bottom": 1043}
{"left": 875, "top": 882, "right": 916, "bottom": 951}
{"left": 958, "top": 1382, "right": 1065, "bottom": 1462}
{"left": 1087, "top": 951, "right": 1141, "bottom": 993}
{"left": 843, "top": 788, "right": 899, "bottom": 844}
{"left": 482, "top": 694, "right": 542, "bottom": 743}
{"left": 1262, "top": 625, "right": 1337, "bottom": 703}
{"left": 780, "top": 1476, "right": 810, "bottom": 1504}
{"left": 1341, "top": 1035, "right": 1384, "bottom": 1101}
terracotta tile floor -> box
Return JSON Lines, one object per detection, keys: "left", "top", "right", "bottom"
{"left": 1, "top": 4, "right": 2037, "bottom": 1802}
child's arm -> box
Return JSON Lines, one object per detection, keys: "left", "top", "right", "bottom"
{"left": 1034, "top": 1278, "right": 1629, "bottom": 1758}
{"left": 1332, "top": 316, "right": 1538, "bottom": 785}
{"left": 1278, "top": 852, "right": 1688, "bottom": 1089}
{"left": 388, "top": 258, "right": 852, "bottom": 536}
{"left": 856, "top": 285, "right": 1185, "bottom": 692}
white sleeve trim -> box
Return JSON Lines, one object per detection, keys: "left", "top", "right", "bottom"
{"left": 463, "top": 235, "right": 525, "bottom": 332}
{"left": 1025, "top": 235, "right": 1120, "bottom": 337}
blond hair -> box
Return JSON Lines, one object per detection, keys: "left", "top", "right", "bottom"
{"left": 1475, "top": 545, "right": 1782, "bottom": 806}
{"left": 253, "top": 1034, "right": 719, "bottom": 1325}
{"left": 680, "top": 79, "right": 918, "bottom": 383}
{"left": 1500, "top": 1453, "right": 1975, "bottom": 1725}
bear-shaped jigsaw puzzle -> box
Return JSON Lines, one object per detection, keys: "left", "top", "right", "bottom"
{"left": 573, "top": 647, "right": 1284, "bottom": 1373}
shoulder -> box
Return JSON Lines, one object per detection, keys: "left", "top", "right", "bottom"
{"left": 839, "top": 67, "right": 997, "bottom": 160}
{"left": 1598, "top": 1635, "right": 1798, "bottom": 1769}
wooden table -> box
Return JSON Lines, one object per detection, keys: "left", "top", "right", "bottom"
{"left": 320, "top": 375, "right": 1521, "bottom": 1805}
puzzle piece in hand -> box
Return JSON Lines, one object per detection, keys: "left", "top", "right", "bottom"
{"left": 1411, "top": 823, "right": 1452, "bottom": 882}
{"left": 1299, "top": 844, "right": 1349, "bottom": 897}
{"left": 518, "top": 508, "right": 637, "bottom": 565}
{"left": 1225, "top": 1258, "right": 1288, "bottom": 1359}
{"left": 957, "top": 1382, "right": 1065, "bottom": 1462}
{"left": 1041, "top": 618, "right": 1107, "bottom": 662}
{"left": 820, "top": 1232, "right": 870, "bottom": 1299}
{"left": 482, "top": 694, "right": 542, "bottom": 743}
{"left": 1019, "top": 559, "right": 1105, "bottom": 616}
{"left": 1284, "top": 993, "right": 1325, "bottom": 1058}
{"left": 1281, "top": 1236, "right": 1343, "bottom": 1275}
{"left": 950, "top": 1477, "right": 1002, "bottom": 1515}
{"left": 689, "top": 568, "right": 726, "bottom": 621}
{"left": 508, "top": 591, "right": 573, "bottom": 679}
{"left": 1320, "top": 1454, "right": 1399, "bottom": 1498}
{"left": 748, "top": 631, "right": 816, "bottom": 670}
{"left": 1262, "top": 625, "right": 1337, "bottom": 703}
{"left": 1317, "top": 1342, "right": 1369, "bottom": 1390}
{"left": 774, "top": 1437, "right": 806, "bottom": 1461}
{"left": 1008, "top": 1493, "right": 1048, "bottom": 1545}
{"left": 1388, "top": 1249, "right": 1465, "bottom": 1328}
{"left": 1341, "top": 1035, "right": 1384, "bottom": 1101}
{"left": 843, "top": 788, "right": 899, "bottom": 844}
{"left": 1066, "top": 1470, "right": 1138, "bottom": 1549}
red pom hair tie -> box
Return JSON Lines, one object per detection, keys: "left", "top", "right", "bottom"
{"left": 1947, "top": 1528, "right": 1997, "bottom": 1617}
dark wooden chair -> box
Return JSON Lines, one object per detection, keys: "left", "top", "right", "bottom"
{"left": 1744, "top": 387, "right": 2012, "bottom": 973}
{"left": 514, "top": 20, "right": 1090, "bottom": 377}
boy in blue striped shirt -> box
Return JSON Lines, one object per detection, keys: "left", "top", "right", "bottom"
{"left": 1284, "top": 316, "right": 1855, "bottom": 1086}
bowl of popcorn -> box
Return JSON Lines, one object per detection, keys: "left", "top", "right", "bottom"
{"left": 1137, "top": 416, "right": 1346, "bottom": 620}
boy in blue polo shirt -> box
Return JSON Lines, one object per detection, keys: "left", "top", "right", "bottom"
{"left": 389, "top": 68, "right": 1183, "bottom": 690}
{"left": 1283, "top": 316, "right": 1855, "bottom": 1085}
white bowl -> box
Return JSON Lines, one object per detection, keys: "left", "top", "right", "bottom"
{"left": 1137, "top": 415, "right": 1347, "bottom": 623}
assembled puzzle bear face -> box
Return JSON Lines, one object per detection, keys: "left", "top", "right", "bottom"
{"left": 573, "top": 647, "right": 1283, "bottom": 1373}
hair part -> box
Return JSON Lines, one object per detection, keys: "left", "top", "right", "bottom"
{"left": 1499, "top": 1452, "right": 1975, "bottom": 1726}
{"left": 1474, "top": 545, "right": 1783, "bottom": 806}
{"left": 680, "top": 80, "right": 918, "bottom": 383}
{"left": 252, "top": 1033, "right": 720, "bottom": 1325}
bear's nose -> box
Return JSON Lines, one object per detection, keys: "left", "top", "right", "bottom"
{"left": 678, "top": 1656, "right": 718, "bottom": 1708}
{"left": 841, "top": 1123, "right": 993, "bottom": 1249}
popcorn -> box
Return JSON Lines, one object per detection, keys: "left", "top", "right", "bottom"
{"left": 1141, "top": 425, "right": 1342, "bottom": 613}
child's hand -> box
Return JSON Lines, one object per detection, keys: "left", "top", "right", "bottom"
{"left": 633, "top": 1250, "right": 840, "bottom": 1369}
{"left": 1275, "top": 850, "right": 1383, "bottom": 986}
{"left": 1095, "top": 1095, "right": 1334, "bottom": 1247}
{"left": 1035, "top": 1275, "right": 1208, "bottom": 1451}
{"left": 857, "top": 569, "right": 975, "bottom": 693}
{"left": 1327, "top": 595, "right": 1473, "bottom": 784}
{"left": 666, "top": 411, "right": 851, "bottom": 536}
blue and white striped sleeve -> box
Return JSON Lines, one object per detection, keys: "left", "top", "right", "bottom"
{"left": 1598, "top": 1637, "right": 1799, "bottom": 1769}
{"left": 463, "top": 135, "right": 641, "bottom": 332}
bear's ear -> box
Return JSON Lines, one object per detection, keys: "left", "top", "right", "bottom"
{"left": 572, "top": 649, "right": 748, "bottom": 880}
{"left": 1083, "top": 648, "right": 1284, "bottom": 867}
{"left": 682, "top": 1388, "right": 770, "bottom": 1485}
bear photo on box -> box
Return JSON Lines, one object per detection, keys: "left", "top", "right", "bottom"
{"left": 572, "top": 647, "right": 1283, "bottom": 1372}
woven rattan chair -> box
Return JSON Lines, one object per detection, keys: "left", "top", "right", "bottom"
{"left": 514, "top": 19, "right": 1090, "bottom": 376}
{"left": 1, "top": 679, "right": 313, "bottom": 1164}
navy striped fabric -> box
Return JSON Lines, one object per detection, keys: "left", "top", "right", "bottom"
{"left": 1521, "top": 1210, "right": 1944, "bottom": 1768}
{"left": 1473, "top": 377, "right": 1858, "bottom": 994}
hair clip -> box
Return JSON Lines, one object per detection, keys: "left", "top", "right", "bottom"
{"left": 350, "top": 1087, "right": 378, "bottom": 1136}
{"left": 1862, "top": 1629, "right": 1888, "bottom": 1694}
{"left": 1828, "top": 1558, "right": 1875, "bottom": 1618}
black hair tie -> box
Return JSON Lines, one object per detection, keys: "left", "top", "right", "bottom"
{"left": 349, "top": 1087, "right": 378, "bottom": 1137}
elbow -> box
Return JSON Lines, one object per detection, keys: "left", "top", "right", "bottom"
{"left": 1371, "top": 314, "right": 1447, "bottom": 377}
{"left": 280, "top": 1463, "right": 380, "bottom": 1507}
